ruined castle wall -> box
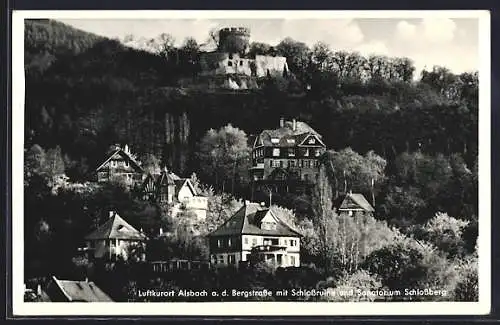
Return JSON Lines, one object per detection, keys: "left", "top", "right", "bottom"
{"left": 255, "top": 55, "right": 288, "bottom": 77}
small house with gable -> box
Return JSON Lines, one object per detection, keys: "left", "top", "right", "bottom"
{"left": 84, "top": 211, "right": 148, "bottom": 261}
{"left": 95, "top": 144, "right": 145, "bottom": 186}
{"left": 338, "top": 192, "right": 375, "bottom": 216}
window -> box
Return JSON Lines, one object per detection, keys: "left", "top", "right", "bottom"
{"left": 124, "top": 160, "right": 129, "bottom": 167}
{"left": 271, "top": 138, "right": 279, "bottom": 144}
{"left": 273, "top": 148, "right": 280, "bottom": 157}
{"left": 218, "top": 255, "right": 224, "bottom": 264}
{"left": 252, "top": 238, "right": 257, "bottom": 245}
{"left": 262, "top": 222, "right": 277, "bottom": 231}
{"left": 239, "top": 60, "right": 244, "bottom": 66}
{"left": 244, "top": 237, "right": 248, "bottom": 245}
{"left": 228, "top": 61, "right": 233, "bottom": 66}
{"left": 283, "top": 239, "right": 288, "bottom": 246}
{"left": 308, "top": 137, "right": 316, "bottom": 144}
{"left": 315, "top": 149, "right": 321, "bottom": 157}
{"left": 217, "top": 239, "right": 221, "bottom": 248}
{"left": 279, "top": 160, "right": 284, "bottom": 168}
{"left": 110, "top": 160, "right": 117, "bottom": 167}
{"left": 228, "top": 255, "right": 236, "bottom": 264}
{"left": 288, "top": 148, "right": 295, "bottom": 157}
{"left": 286, "top": 139, "right": 295, "bottom": 144}
{"left": 290, "top": 255, "right": 296, "bottom": 265}
{"left": 229, "top": 54, "right": 233, "bottom": 59}
{"left": 228, "top": 238, "right": 232, "bottom": 247}
{"left": 271, "top": 160, "right": 280, "bottom": 168}
{"left": 303, "top": 148, "right": 310, "bottom": 156}
{"left": 290, "top": 240, "right": 296, "bottom": 246}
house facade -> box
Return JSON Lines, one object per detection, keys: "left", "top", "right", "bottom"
{"left": 142, "top": 169, "right": 208, "bottom": 220}
{"left": 84, "top": 211, "right": 148, "bottom": 261}
{"left": 249, "top": 118, "right": 326, "bottom": 184}
{"left": 95, "top": 144, "right": 145, "bottom": 186}
{"left": 208, "top": 202, "right": 301, "bottom": 268}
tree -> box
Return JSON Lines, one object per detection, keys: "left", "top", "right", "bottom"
{"left": 248, "top": 42, "right": 272, "bottom": 57}
{"left": 43, "top": 146, "right": 66, "bottom": 186}
{"left": 362, "top": 242, "right": 427, "bottom": 294}
{"left": 323, "top": 148, "right": 386, "bottom": 199}
{"left": 421, "top": 212, "right": 469, "bottom": 258}
{"left": 318, "top": 269, "right": 384, "bottom": 302}
{"left": 196, "top": 124, "right": 250, "bottom": 194}
{"left": 276, "top": 37, "right": 311, "bottom": 82}
{"left": 141, "top": 153, "right": 161, "bottom": 175}
{"left": 25, "top": 144, "right": 46, "bottom": 183}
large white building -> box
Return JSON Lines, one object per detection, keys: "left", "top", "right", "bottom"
{"left": 207, "top": 202, "right": 301, "bottom": 268}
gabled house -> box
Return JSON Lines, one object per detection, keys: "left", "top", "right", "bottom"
{"left": 44, "top": 276, "right": 113, "bottom": 302}
{"left": 338, "top": 192, "right": 375, "bottom": 216}
{"left": 249, "top": 118, "right": 326, "bottom": 184}
{"left": 84, "top": 211, "right": 148, "bottom": 261}
{"left": 95, "top": 144, "right": 145, "bottom": 186}
{"left": 208, "top": 201, "right": 301, "bottom": 268}
{"left": 142, "top": 168, "right": 208, "bottom": 220}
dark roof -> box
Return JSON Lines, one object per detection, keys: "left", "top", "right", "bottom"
{"left": 49, "top": 276, "right": 113, "bottom": 302}
{"left": 209, "top": 203, "right": 302, "bottom": 237}
{"left": 95, "top": 148, "right": 144, "bottom": 172}
{"left": 339, "top": 193, "right": 374, "bottom": 212}
{"left": 85, "top": 213, "right": 148, "bottom": 241}
{"left": 257, "top": 120, "right": 324, "bottom": 147}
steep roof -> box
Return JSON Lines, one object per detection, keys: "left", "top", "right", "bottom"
{"left": 95, "top": 147, "right": 144, "bottom": 172}
{"left": 257, "top": 120, "right": 324, "bottom": 147}
{"left": 208, "top": 203, "right": 302, "bottom": 237}
{"left": 339, "top": 193, "right": 374, "bottom": 212}
{"left": 49, "top": 276, "right": 113, "bottom": 302}
{"left": 85, "top": 213, "right": 148, "bottom": 241}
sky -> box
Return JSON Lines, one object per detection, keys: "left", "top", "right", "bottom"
{"left": 58, "top": 17, "right": 479, "bottom": 75}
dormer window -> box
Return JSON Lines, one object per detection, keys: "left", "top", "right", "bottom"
{"left": 271, "top": 138, "right": 279, "bottom": 144}
{"left": 286, "top": 139, "right": 295, "bottom": 144}
{"left": 308, "top": 137, "right": 316, "bottom": 144}
{"left": 124, "top": 160, "right": 129, "bottom": 167}
{"left": 288, "top": 148, "right": 295, "bottom": 157}
{"left": 272, "top": 148, "right": 280, "bottom": 157}
{"left": 228, "top": 61, "right": 233, "bottom": 67}
{"left": 110, "top": 160, "right": 117, "bottom": 167}
{"left": 261, "top": 221, "right": 277, "bottom": 231}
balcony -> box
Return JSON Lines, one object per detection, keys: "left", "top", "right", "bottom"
{"left": 249, "top": 163, "right": 264, "bottom": 170}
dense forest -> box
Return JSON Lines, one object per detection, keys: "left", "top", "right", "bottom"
{"left": 23, "top": 19, "right": 479, "bottom": 302}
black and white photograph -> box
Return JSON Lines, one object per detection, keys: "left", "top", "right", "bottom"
{"left": 11, "top": 10, "right": 490, "bottom": 316}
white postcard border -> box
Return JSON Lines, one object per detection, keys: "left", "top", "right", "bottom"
{"left": 11, "top": 9, "right": 491, "bottom": 316}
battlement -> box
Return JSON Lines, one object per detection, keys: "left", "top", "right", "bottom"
{"left": 219, "top": 27, "right": 251, "bottom": 34}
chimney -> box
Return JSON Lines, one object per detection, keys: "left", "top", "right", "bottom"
{"left": 260, "top": 202, "right": 266, "bottom": 207}
{"left": 37, "top": 284, "right": 42, "bottom": 296}
{"left": 159, "top": 227, "right": 163, "bottom": 236}
{"left": 292, "top": 118, "right": 297, "bottom": 131}
{"left": 84, "top": 277, "right": 89, "bottom": 283}
{"left": 108, "top": 211, "right": 114, "bottom": 219}
{"left": 279, "top": 117, "right": 285, "bottom": 128}
{"left": 124, "top": 144, "right": 129, "bottom": 154}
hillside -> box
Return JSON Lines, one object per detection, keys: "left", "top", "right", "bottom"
{"left": 24, "top": 19, "right": 478, "bottom": 179}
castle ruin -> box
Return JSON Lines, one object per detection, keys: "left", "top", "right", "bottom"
{"left": 199, "top": 27, "right": 288, "bottom": 90}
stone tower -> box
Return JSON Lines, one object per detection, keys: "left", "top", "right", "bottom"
{"left": 218, "top": 27, "right": 251, "bottom": 54}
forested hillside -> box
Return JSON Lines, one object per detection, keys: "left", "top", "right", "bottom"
{"left": 23, "top": 20, "right": 479, "bottom": 301}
